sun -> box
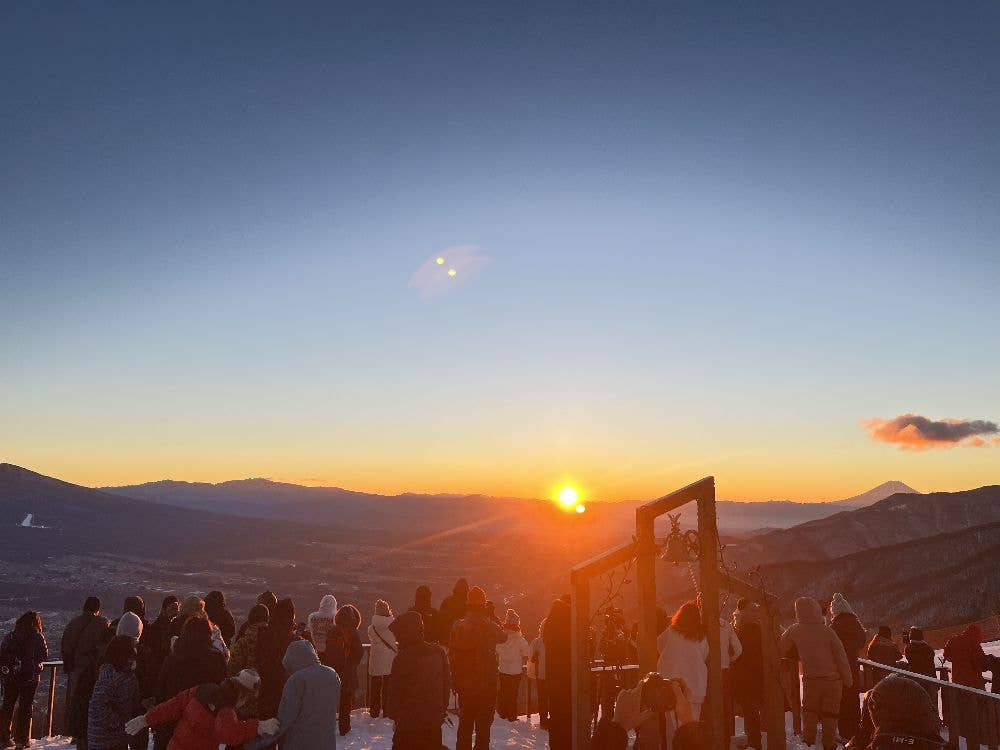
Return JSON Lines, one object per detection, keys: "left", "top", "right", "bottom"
{"left": 558, "top": 486, "right": 579, "bottom": 507}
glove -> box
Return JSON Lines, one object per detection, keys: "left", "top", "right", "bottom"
{"left": 258, "top": 718, "right": 280, "bottom": 735}
{"left": 125, "top": 715, "right": 149, "bottom": 735}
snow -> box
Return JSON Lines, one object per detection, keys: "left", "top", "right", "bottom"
{"left": 29, "top": 712, "right": 549, "bottom": 750}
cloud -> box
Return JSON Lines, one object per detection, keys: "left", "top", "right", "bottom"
{"left": 863, "top": 413, "right": 999, "bottom": 451}
{"left": 408, "top": 245, "right": 490, "bottom": 299}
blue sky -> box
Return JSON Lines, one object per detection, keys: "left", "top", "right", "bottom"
{"left": 2, "top": 1, "right": 998, "bottom": 500}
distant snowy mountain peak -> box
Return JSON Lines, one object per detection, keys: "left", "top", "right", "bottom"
{"left": 832, "top": 480, "right": 919, "bottom": 507}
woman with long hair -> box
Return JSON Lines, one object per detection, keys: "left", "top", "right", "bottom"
{"left": 656, "top": 601, "right": 708, "bottom": 720}
{"left": 0, "top": 611, "right": 49, "bottom": 748}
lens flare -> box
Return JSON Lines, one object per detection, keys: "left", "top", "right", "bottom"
{"left": 575, "top": 504, "right": 586, "bottom": 514}
{"left": 448, "top": 268, "right": 457, "bottom": 277}
{"left": 436, "top": 257, "right": 445, "bottom": 265}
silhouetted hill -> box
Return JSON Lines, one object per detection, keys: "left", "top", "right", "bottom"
{"left": 755, "top": 519, "right": 1000, "bottom": 630}
{"left": 730, "top": 485, "right": 1000, "bottom": 565}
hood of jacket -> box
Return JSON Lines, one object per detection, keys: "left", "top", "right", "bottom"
{"left": 315, "top": 595, "right": 338, "bottom": 618}
{"left": 794, "top": 597, "right": 824, "bottom": 625}
{"left": 117, "top": 611, "right": 143, "bottom": 640}
{"left": 283, "top": 639, "right": 320, "bottom": 674}
{"left": 389, "top": 611, "right": 423, "bottom": 647}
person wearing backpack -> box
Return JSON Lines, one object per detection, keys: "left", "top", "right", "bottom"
{"left": 448, "top": 586, "right": 507, "bottom": 750}
{"left": 62, "top": 596, "right": 111, "bottom": 750}
{"left": 366, "top": 599, "right": 397, "bottom": 718}
{"left": 0, "top": 611, "right": 49, "bottom": 749}
{"left": 324, "top": 604, "right": 363, "bottom": 735}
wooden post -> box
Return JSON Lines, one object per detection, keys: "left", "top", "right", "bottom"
{"left": 759, "top": 608, "right": 787, "bottom": 750}
{"left": 571, "top": 573, "right": 591, "bottom": 750}
{"left": 698, "top": 488, "right": 724, "bottom": 749}
{"left": 636, "top": 511, "right": 658, "bottom": 676}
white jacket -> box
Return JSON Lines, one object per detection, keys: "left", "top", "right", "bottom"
{"left": 496, "top": 630, "right": 531, "bottom": 675}
{"left": 308, "top": 595, "right": 338, "bottom": 654}
{"left": 367, "top": 614, "right": 398, "bottom": 677}
{"left": 656, "top": 627, "right": 709, "bottom": 702}
{"left": 720, "top": 620, "right": 743, "bottom": 670}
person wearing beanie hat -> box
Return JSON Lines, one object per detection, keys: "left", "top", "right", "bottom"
{"left": 386, "top": 611, "right": 450, "bottom": 749}
{"left": 117, "top": 611, "right": 144, "bottom": 642}
{"left": 829, "top": 593, "right": 855, "bottom": 618}
{"left": 846, "top": 674, "right": 943, "bottom": 750}
{"left": 307, "top": 595, "right": 338, "bottom": 658}
{"left": 449, "top": 586, "right": 507, "bottom": 750}
{"left": 828, "top": 595, "right": 867, "bottom": 743}
{"left": 495, "top": 608, "right": 531, "bottom": 721}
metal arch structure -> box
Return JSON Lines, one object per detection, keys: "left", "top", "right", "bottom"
{"left": 570, "top": 476, "right": 787, "bottom": 750}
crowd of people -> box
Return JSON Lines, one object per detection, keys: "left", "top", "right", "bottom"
{"left": 0, "top": 585, "right": 996, "bottom": 750}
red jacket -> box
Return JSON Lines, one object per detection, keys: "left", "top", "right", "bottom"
{"left": 146, "top": 686, "right": 259, "bottom": 750}
{"left": 943, "top": 625, "right": 986, "bottom": 689}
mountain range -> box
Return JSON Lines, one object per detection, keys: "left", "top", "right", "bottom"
{"left": 2, "top": 462, "right": 992, "bottom": 636}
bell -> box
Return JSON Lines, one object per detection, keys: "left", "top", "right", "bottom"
{"left": 665, "top": 532, "right": 691, "bottom": 563}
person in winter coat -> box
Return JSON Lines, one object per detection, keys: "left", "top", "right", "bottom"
{"left": 866, "top": 626, "right": 901, "bottom": 666}
{"left": 205, "top": 591, "right": 237, "bottom": 648}
{"left": 387, "top": 610, "right": 450, "bottom": 750}
{"left": 62, "top": 596, "right": 111, "bottom": 749}
{"left": 253, "top": 598, "right": 300, "bottom": 720}
{"left": 323, "top": 604, "right": 363, "bottom": 735}
{"left": 436, "top": 579, "right": 469, "bottom": 646}
{"left": 155, "top": 616, "right": 229, "bottom": 750}
{"left": 529, "top": 621, "right": 548, "bottom": 727}
{"left": 944, "top": 624, "right": 987, "bottom": 746}
{"left": 781, "top": 597, "right": 852, "bottom": 750}
{"left": 829, "top": 593, "right": 866, "bottom": 742}
{"left": 237, "top": 593, "right": 279, "bottom": 643}
{"left": 244, "top": 640, "right": 340, "bottom": 750}
{"left": 409, "top": 586, "right": 439, "bottom": 645}
{"left": 846, "top": 674, "right": 943, "bottom": 750}
{"left": 88, "top": 635, "right": 142, "bottom": 750}
{"left": 732, "top": 598, "right": 764, "bottom": 750}
{"left": 495, "top": 608, "right": 531, "bottom": 721}
{"left": 141, "top": 597, "right": 181, "bottom": 707}
{"left": 656, "top": 601, "right": 709, "bottom": 720}
{"left": 132, "top": 670, "right": 279, "bottom": 750}
{"left": 115, "top": 612, "right": 148, "bottom": 750}
{"left": 449, "top": 586, "right": 508, "bottom": 750}
{"left": 944, "top": 624, "right": 987, "bottom": 689}
{"left": 0, "top": 611, "right": 49, "bottom": 748}
{"left": 902, "top": 628, "right": 938, "bottom": 701}
{"left": 367, "top": 599, "right": 397, "bottom": 718}
{"left": 307, "top": 595, "right": 338, "bottom": 660}
{"left": 544, "top": 597, "right": 572, "bottom": 750}
{"left": 228, "top": 604, "right": 269, "bottom": 723}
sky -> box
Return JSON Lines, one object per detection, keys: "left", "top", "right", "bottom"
{"left": 2, "top": 1, "right": 998, "bottom": 503}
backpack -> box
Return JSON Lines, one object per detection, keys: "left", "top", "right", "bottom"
{"left": 449, "top": 618, "right": 496, "bottom": 693}
{"left": 0, "top": 633, "right": 23, "bottom": 680}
